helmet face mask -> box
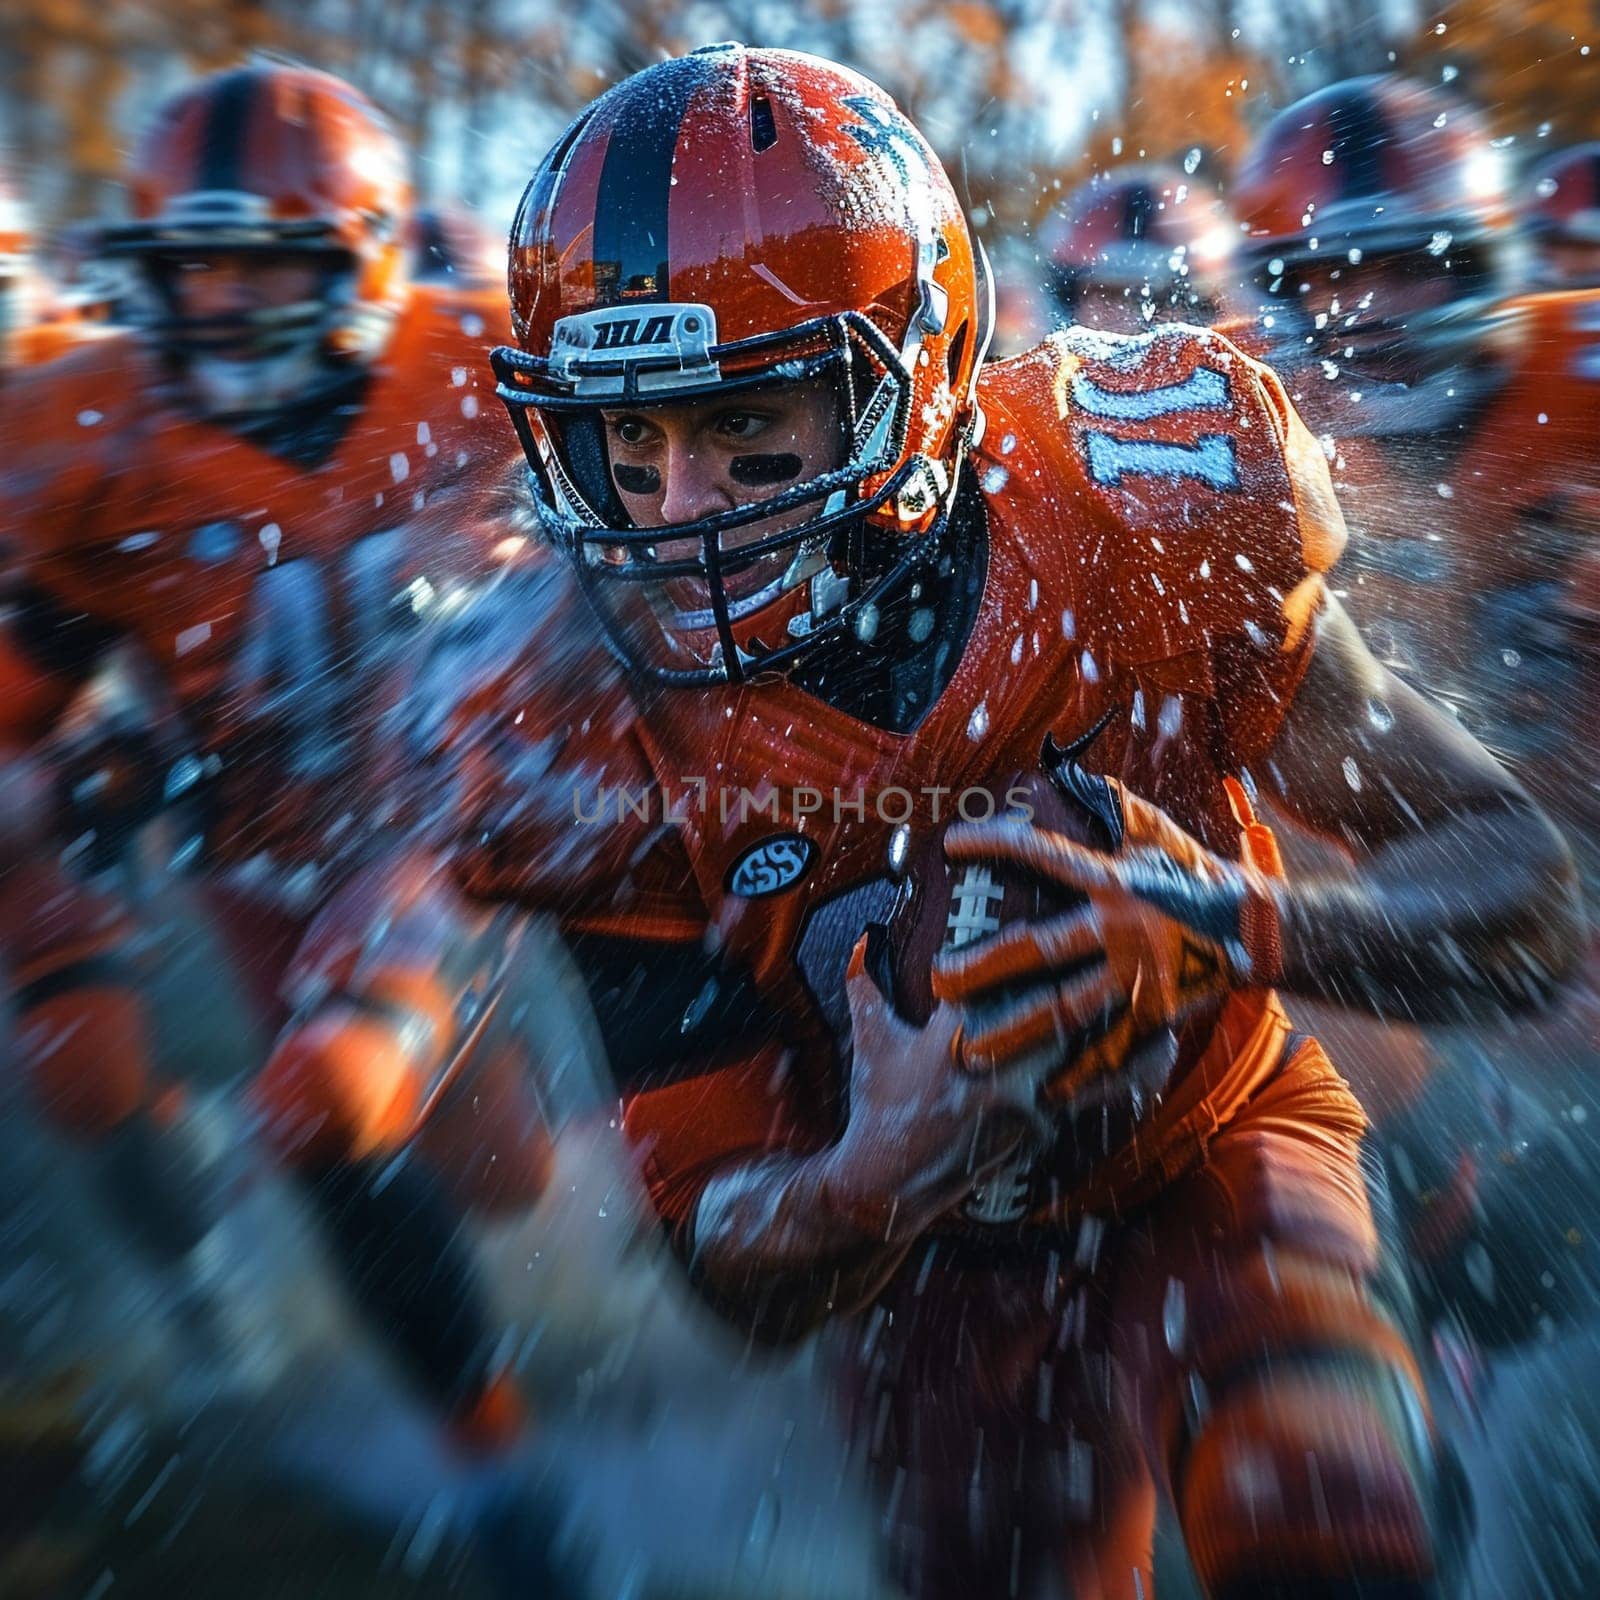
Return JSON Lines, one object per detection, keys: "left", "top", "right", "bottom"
{"left": 1255, "top": 236, "right": 1501, "bottom": 379}
{"left": 496, "top": 306, "right": 952, "bottom": 680}
{"left": 126, "top": 237, "right": 362, "bottom": 416}
{"left": 496, "top": 45, "right": 991, "bottom": 686}
{"left": 1234, "top": 76, "right": 1510, "bottom": 408}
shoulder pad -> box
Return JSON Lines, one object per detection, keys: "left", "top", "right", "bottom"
{"left": 978, "top": 325, "right": 1345, "bottom": 668}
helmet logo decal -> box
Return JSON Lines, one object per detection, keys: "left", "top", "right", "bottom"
{"left": 592, "top": 313, "right": 678, "bottom": 350}
{"left": 550, "top": 302, "right": 719, "bottom": 395}
{"left": 726, "top": 834, "right": 817, "bottom": 897}
{"left": 840, "top": 95, "right": 925, "bottom": 184}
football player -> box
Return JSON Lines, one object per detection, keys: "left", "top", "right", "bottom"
{"left": 1229, "top": 74, "right": 1570, "bottom": 753}
{"left": 1232, "top": 77, "right": 1600, "bottom": 1342}
{"left": 1040, "top": 164, "right": 1237, "bottom": 333}
{"left": 0, "top": 64, "right": 546, "bottom": 1445}
{"left": 258, "top": 46, "right": 1582, "bottom": 1599}
{"left": 1523, "top": 142, "right": 1600, "bottom": 290}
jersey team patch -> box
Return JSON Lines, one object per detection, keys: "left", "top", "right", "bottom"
{"left": 726, "top": 834, "right": 816, "bottom": 897}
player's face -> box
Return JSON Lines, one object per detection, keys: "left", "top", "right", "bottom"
{"left": 601, "top": 377, "right": 843, "bottom": 603}
{"left": 169, "top": 251, "right": 322, "bottom": 329}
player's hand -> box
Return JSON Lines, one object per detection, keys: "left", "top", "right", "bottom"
{"left": 929, "top": 785, "right": 1283, "bottom": 1097}
{"left": 826, "top": 931, "right": 1060, "bottom": 1237}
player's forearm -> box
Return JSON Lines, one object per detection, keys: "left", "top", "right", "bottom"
{"left": 689, "top": 1150, "right": 921, "bottom": 1344}
{"left": 1276, "top": 795, "right": 1584, "bottom": 1023}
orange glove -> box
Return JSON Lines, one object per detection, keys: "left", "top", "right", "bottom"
{"left": 930, "top": 778, "right": 1284, "bottom": 1104}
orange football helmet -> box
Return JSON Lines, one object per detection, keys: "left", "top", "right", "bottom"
{"left": 493, "top": 43, "right": 993, "bottom": 684}
{"left": 1232, "top": 75, "right": 1509, "bottom": 380}
{"left": 1040, "top": 166, "right": 1234, "bottom": 330}
{"left": 103, "top": 63, "right": 411, "bottom": 409}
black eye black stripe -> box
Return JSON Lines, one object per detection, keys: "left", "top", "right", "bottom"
{"left": 612, "top": 463, "right": 660, "bottom": 494}
{"left": 729, "top": 452, "right": 803, "bottom": 486}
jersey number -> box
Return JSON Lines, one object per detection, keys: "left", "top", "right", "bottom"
{"left": 1074, "top": 365, "right": 1240, "bottom": 490}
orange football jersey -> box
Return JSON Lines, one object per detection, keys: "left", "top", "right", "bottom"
{"left": 0, "top": 281, "right": 521, "bottom": 875}
{"left": 423, "top": 324, "right": 1348, "bottom": 1238}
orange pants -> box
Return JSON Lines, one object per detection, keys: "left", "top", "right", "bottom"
{"left": 835, "top": 1034, "right": 1454, "bottom": 1600}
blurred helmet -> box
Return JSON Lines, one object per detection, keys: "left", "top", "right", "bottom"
{"left": 1523, "top": 143, "right": 1600, "bottom": 287}
{"left": 1040, "top": 166, "right": 1235, "bottom": 329}
{"left": 494, "top": 44, "right": 992, "bottom": 685}
{"left": 1233, "top": 75, "right": 1509, "bottom": 383}
{"left": 409, "top": 206, "right": 500, "bottom": 287}
{"left": 103, "top": 63, "right": 411, "bottom": 416}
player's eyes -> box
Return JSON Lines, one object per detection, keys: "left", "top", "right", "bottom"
{"left": 715, "top": 411, "right": 769, "bottom": 440}
{"left": 609, "top": 416, "right": 653, "bottom": 448}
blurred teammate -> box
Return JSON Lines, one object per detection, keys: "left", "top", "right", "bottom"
{"left": 1039, "top": 164, "right": 1236, "bottom": 332}
{"left": 259, "top": 46, "right": 1581, "bottom": 1598}
{"left": 1232, "top": 74, "right": 1595, "bottom": 803}
{"left": 1233, "top": 74, "right": 1600, "bottom": 1344}
{"left": 0, "top": 63, "right": 547, "bottom": 1443}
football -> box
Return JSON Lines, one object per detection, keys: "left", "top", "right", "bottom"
{"left": 879, "top": 762, "right": 1122, "bottom": 1031}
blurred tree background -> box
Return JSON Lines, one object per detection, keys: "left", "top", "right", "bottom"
{"left": 2, "top": 0, "right": 1596, "bottom": 246}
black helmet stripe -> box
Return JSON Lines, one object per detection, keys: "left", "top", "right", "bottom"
{"left": 1325, "top": 82, "right": 1388, "bottom": 202}
{"left": 590, "top": 53, "right": 715, "bottom": 305}
{"left": 1125, "top": 182, "right": 1157, "bottom": 239}
{"left": 199, "top": 67, "right": 260, "bottom": 194}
